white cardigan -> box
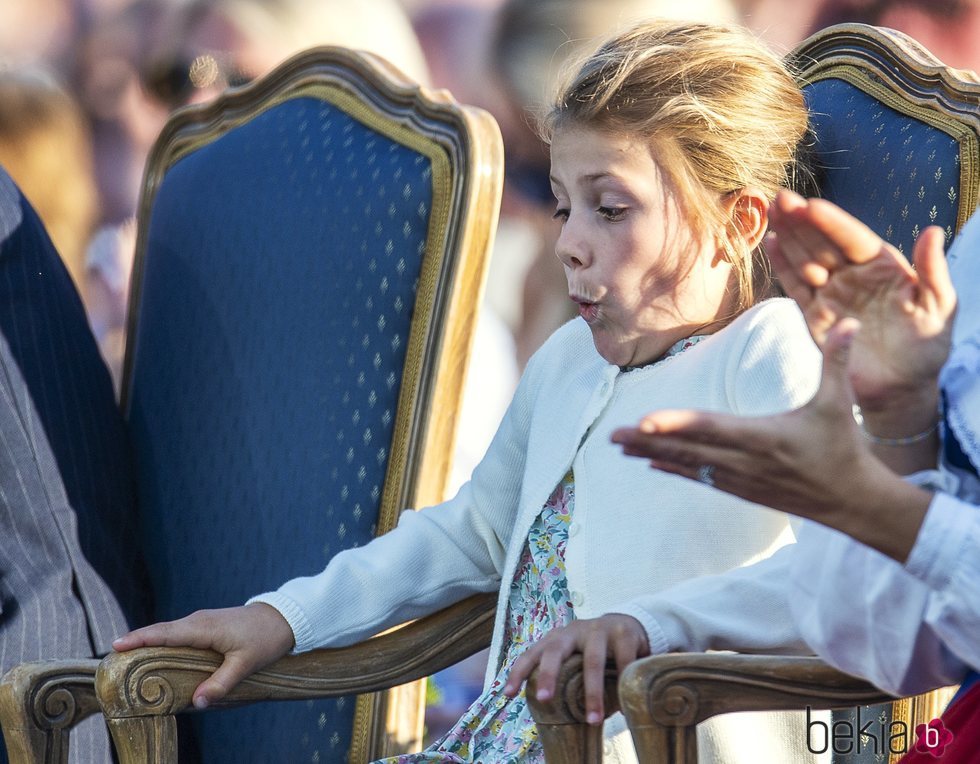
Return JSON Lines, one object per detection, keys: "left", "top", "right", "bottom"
{"left": 251, "top": 297, "right": 823, "bottom": 762}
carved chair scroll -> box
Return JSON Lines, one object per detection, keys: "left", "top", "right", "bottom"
{"left": 0, "top": 662, "right": 101, "bottom": 764}
{"left": 1, "top": 45, "right": 502, "bottom": 764}
{"left": 618, "top": 654, "right": 951, "bottom": 764}
{"left": 527, "top": 22, "right": 980, "bottom": 764}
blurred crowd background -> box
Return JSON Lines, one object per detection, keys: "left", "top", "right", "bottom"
{"left": 3, "top": 0, "right": 976, "bottom": 742}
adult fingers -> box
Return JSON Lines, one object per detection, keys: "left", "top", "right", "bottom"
{"left": 793, "top": 197, "right": 890, "bottom": 265}
{"left": 616, "top": 428, "right": 767, "bottom": 496}
{"left": 767, "top": 234, "right": 816, "bottom": 308}
{"left": 814, "top": 317, "right": 860, "bottom": 416}
{"left": 770, "top": 187, "right": 808, "bottom": 217}
{"left": 771, "top": 191, "right": 841, "bottom": 281}
{"left": 912, "top": 226, "right": 956, "bottom": 318}
{"left": 627, "top": 408, "right": 773, "bottom": 455}
{"left": 771, "top": 225, "right": 832, "bottom": 287}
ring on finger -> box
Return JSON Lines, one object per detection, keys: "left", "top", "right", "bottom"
{"left": 696, "top": 464, "right": 715, "bottom": 487}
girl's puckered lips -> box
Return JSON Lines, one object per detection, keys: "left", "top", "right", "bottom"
{"left": 570, "top": 295, "right": 600, "bottom": 323}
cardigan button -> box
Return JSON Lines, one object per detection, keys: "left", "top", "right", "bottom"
{"left": 569, "top": 521, "right": 581, "bottom": 537}
{"left": 570, "top": 590, "right": 584, "bottom": 607}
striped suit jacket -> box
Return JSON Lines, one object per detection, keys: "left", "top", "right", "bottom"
{"left": 0, "top": 169, "right": 150, "bottom": 763}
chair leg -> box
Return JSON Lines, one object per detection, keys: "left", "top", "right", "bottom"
{"left": 534, "top": 718, "right": 604, "bottom": 764}
{"left": 106, "top": 716, "right": 179, "bottom": 764}
{"left": 0, "top": 660, "right": 101, "bottom": 764}
{"left": 618, "top": 657, "right": 705, "bottom": 764}
{"left": 620, "top": 722, "right": 698, "bottom": 764}
{"left": 526, "top": 654, "right": 618, "bottom": 764}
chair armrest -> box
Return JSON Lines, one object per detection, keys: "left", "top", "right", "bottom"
{"left": 0, "top": 659, "right": 101, "bottom": 764}
{"left": 618, "top": 653, "right": 895, "bottom": 764}
{"left": 96, "top": 593, "right": 496, "bottom": 763}
{"left": 526, "top": 654, "right": 620, "bottom": 764}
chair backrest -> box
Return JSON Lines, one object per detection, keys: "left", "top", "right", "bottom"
{"left": 788, "top": 23, "right": 980, "bottom": 763}
{"left": 790, "top": 24, "right": 980, "bottom": 258}
{"left": 120, "top": 47, "right": 501, "bottom": 762}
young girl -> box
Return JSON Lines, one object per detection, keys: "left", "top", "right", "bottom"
{"left": 116, "top": 20, "right": 823, "bottom": 762}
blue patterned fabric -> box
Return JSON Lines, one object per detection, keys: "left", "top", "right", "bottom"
{"left": 126, "top": 97, "right": 433, "bottom": 762}
{"left": 804, "top": 77, "right": 964, "bottom": 256}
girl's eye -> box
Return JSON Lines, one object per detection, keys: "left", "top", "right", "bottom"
{"left": 597, "top": 206, "right": 627, "bottom": 221}
{"left": 552, "top": 208, "right": 569, "bottom": 223}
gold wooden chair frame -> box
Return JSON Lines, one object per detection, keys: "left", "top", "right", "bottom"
{"left": 527, "top": 23, "right": 980, "bottom": 764}
{"left": 0, "top": 45, "right": 502, "bottom": 764}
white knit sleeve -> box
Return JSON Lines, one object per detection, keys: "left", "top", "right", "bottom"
{"left": 614, "top": 544, "right": 809, "bottom": 656}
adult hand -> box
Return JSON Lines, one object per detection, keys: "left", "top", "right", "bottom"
{"left": 503, "top": 614, "right": 649, "bottom": 724}
{"left": 612, "top": 320, "right": 933, "bottom": 561}
{"left": 767, "top": 190, "right": 955, "bottom": 421}
{"left": 112, "top": 603, "right": 296, "bottom": 709}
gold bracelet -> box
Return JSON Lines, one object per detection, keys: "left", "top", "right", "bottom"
{"left": 852, "top": 405, "right": 939, "bottom": 446}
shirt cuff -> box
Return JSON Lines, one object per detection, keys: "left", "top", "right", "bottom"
{"left": 246, "top": 591, "right": 312, "bottom": 654}
{"left": 905, "top": 492, "right": 975, "bottom": 591}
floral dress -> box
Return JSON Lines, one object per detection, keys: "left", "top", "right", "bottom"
{"left": 382, "top": 471, "right": 575, "bottom": 764}
{"left": 380, "top": 336, "right": 705, "bottom": 764}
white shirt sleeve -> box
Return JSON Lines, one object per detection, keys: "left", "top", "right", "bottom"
{"left": 615, "top": 544, "right": 811, "bottom": 657}
{"left": 788, "top": 511, "right": 969, "bottom": 697}
{"left": 904, "top": 490, "right": 980, "bottom": 679}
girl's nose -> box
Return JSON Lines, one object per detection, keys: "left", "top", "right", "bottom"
{"left": 555, "top": 219, "right": 589, "bottom": 269}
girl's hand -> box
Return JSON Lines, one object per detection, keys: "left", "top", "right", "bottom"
{"left": 612, "top": 320, "right": 933, "bottom": 561}
{"left": 502, "top": 614, "right": 649, "bottom": 724}
{"left": 768, "top": 190, "right": 955, "bottom": 426}
{"left": 112, "top": 603, "right": 296, "bottom": 709}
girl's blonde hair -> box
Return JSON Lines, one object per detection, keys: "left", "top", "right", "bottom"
{"left": 543, "top": 20, "right": 809, "bottom": 312}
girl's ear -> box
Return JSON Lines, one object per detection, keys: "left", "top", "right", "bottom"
{"left": 716, "top": 189, "right": 769, "bottom": 263}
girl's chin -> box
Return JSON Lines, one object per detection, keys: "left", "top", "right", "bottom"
{"left": 589, "top": 329, "right": 632, "bottom": 367}
{"left": 589, "top": 327, "right": 670, "bottom": 368}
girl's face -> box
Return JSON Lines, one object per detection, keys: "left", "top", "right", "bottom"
{"left": 549, "top": 126, "right": 736, "bottom": 367}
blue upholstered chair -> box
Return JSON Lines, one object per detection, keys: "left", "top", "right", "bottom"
{"left": 525, "top": 24, "right": 980, "bottom": 764}
{"left": 0, "top": 47, "right": 502, "bottom": 764}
